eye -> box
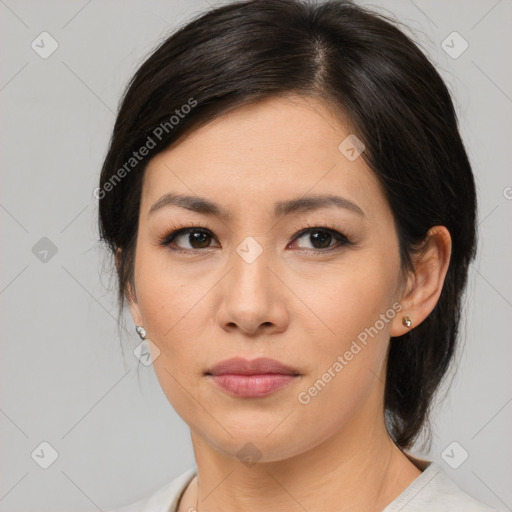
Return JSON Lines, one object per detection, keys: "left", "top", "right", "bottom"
{"left": 291, "top": 227, "right": 350, "bottom": 252}
{"left": 158, "top": 224, "right": 351, "bottom": 254}
{"left": 159, "top": 228, "right": 218, "bottom": 251}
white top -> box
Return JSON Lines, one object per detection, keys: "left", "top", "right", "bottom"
{"left": 106, "top": 462, "right": 497, "bottom": 512}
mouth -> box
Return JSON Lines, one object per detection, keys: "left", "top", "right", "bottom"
{"left": 205, "top": 357, "right": 301, "bottom": 398}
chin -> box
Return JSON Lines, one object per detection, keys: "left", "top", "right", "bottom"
{"left": 192, "top": 415, "right": 321, "bottom": 465}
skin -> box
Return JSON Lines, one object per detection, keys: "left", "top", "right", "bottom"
{"left": 125, "top": 94, "right": 452, "bottom": 512}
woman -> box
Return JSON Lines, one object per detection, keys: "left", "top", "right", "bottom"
{"left": 97, "top": 0, "right": 496, "bottom": 510}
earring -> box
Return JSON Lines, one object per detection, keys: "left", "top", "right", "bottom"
{"left": 135, "top": 325, "right": 146, "bottom": 340}
{"left": 402, "top": 316, "right": 412, "bottom": 329}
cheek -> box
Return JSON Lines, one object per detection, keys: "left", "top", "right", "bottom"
{"left": 135, "top": 267, "right": 209, "bottom": 426}
{"left": 292, "top": 255, "right": 400, "bottom": 346}
{"left": 134, "top": 247, "right": 209, "bottom": 341}
{"left": 133, "top": 251, "right": 211, "bottom": 412}
{"left": 280, "top": 269, "right": 398, "bottom": 455}
{"left": 290, "top": 256, "right": 399, "bottom": 397}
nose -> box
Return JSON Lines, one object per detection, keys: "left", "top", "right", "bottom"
{"left": 216, "top": 245, "right": 289, "bottom": 336}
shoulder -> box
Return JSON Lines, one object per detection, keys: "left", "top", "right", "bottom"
{"left": 383, "top": 462, "right": 497, "bottom": 512}
{"left": 103, "top": 467, "right": 197, "bottom": 512}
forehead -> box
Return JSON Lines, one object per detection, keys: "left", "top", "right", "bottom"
{"left": 141, "top": 94, "right": 388, "bottom": 221}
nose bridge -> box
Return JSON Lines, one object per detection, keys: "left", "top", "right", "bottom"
{"left": 216, "top": 224, "right": 289, "bottom": 336}
{"left": 214, "top": 234, "right": 288, "bottom": 334}
{"left": 230, "top": 234, "right": 272, "bottom": 294}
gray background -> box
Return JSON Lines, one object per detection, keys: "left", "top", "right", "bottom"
{"left": 1, "top": 0, "right": 511, "bottom": 510}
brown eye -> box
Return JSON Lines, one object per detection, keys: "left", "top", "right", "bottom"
{"left": 162, "top": 228, "right": 217, "bottom": 250}
{"left": 307, "top": 230, "right": 332, "bottom": 249}
{"left": 293, "top": 228, "right": 349, "bottom": 251}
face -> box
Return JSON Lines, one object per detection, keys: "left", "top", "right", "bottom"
{"left": 128, "top": 94, "right": 407, "bottom": 462}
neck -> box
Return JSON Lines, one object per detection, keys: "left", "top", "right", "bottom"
{"left": 184, "top": 404, "right": 422, "bottom": 512}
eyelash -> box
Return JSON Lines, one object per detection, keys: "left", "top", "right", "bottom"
{"left": 157, "top": 221, "right": 352, "bottom": 255}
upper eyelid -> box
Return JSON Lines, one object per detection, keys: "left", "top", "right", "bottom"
{"left": 163, "top": 225, "right": 349, "bottom": 249}
{"left": 166, "top": 225, "right": 345, "bottom": 238}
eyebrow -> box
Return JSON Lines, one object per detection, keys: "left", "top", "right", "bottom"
{"left": 148, "top": 192, "right": 365, "bottom": 219}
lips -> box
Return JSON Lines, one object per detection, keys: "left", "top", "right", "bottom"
{"left": 206, "top": 357, "right": 300, "bottom": 398}
{"left": 206, "top": 357, "right": 300, "bottom": 376}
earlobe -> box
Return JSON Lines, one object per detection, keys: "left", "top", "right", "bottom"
{"left": 390, "top": 226, "right": 452, "bottom": 337}
{"left": 390, "top": 297, "right": 414, "bottom": 338}
{"left": 401, "top": 316, "right": 412, "bottom": 329}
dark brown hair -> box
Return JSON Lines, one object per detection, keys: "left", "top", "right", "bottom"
{"left": 98, "top": 0, "right": 477, "bottom": 449}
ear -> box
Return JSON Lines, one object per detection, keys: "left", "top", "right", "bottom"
{"left": 116, "top": 248, "right": 144, "bottom": 327}
{"left": 390, "top": 226, "right": 452, "bottom": 337}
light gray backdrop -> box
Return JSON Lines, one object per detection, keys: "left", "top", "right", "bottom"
{"left": 1, "top": 0, "right": 511, "bottom": 511}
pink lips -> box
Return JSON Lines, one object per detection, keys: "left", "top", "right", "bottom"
{"left": 206, "top": 357, "right": 300, "bottom": 398}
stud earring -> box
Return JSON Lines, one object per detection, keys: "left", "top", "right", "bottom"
{"left": 402, "top": 316, "right": 412, "bottom": 329}
{"left": 135, "top": 325, "right": 147, "bottom": 340}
